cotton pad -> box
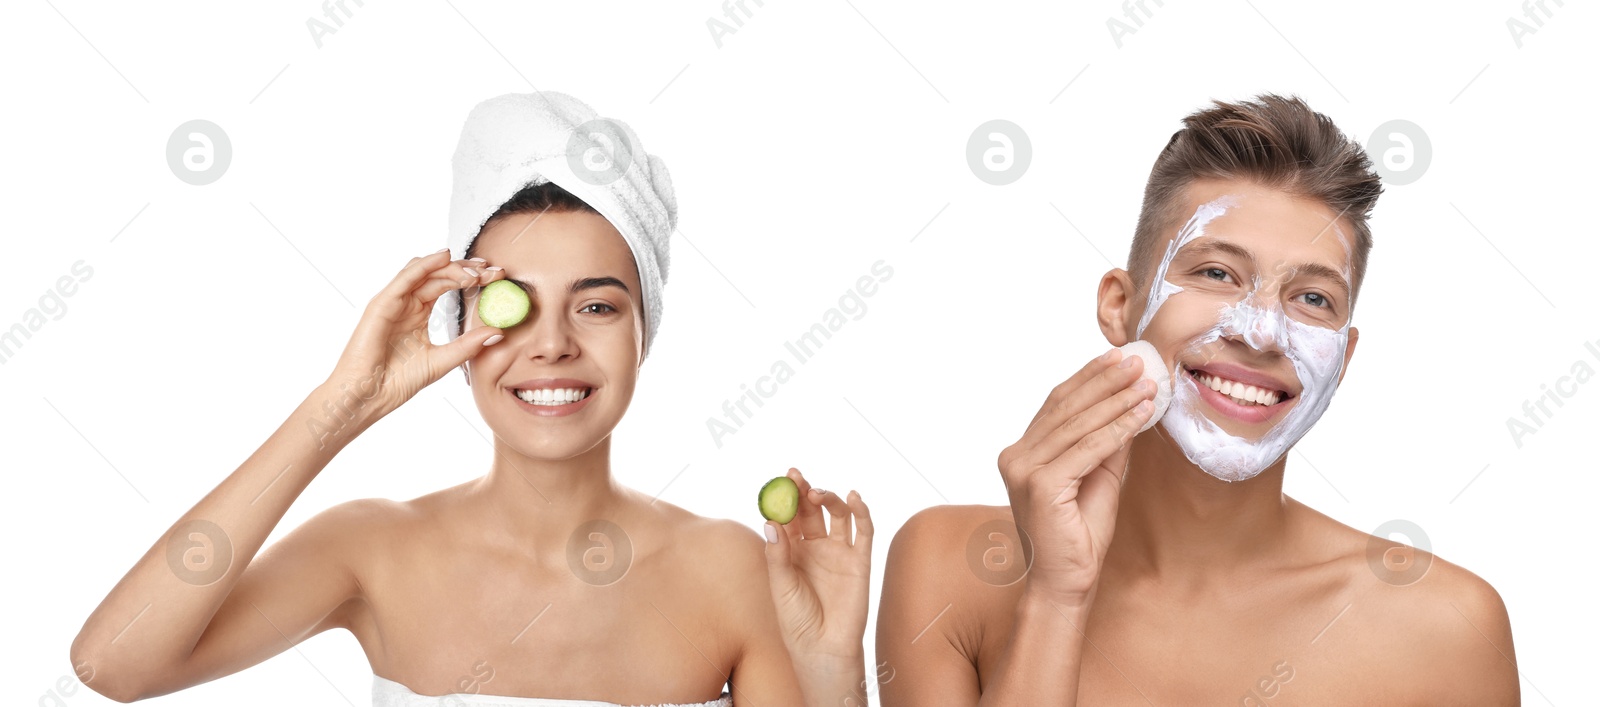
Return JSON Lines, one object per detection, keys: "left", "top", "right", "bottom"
{"left": 1119, "top": 340, "right": 1172, "bottom": 433}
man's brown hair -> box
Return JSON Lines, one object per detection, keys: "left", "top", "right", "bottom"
{"left": 1127, "top": 93, "right": 1383, "bottom": 304}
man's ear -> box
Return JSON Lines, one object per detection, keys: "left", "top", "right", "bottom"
{"left": 1335, "top": 325, "right": 1359, "bottom": 385}
{"left": 1097, "top": 268, "right": 1138, "bottom": 347}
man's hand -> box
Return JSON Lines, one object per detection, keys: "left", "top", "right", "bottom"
{"left": 997, "top": 347, "right": 1156, "bottom": 607}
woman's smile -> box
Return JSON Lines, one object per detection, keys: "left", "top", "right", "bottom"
{"left": 507, "top": 377, "right": 598, "bottom": 416}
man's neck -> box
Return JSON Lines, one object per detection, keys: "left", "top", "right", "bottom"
{"left": 1107, "top": 428, "right": 1293, "bottom": 591}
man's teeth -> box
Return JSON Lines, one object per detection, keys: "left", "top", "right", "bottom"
{"left": 1192, "top": 371, "right": 1282, "bottom": 407}
{"left": 514, "top": 387, "right": 591, "bottom": 406}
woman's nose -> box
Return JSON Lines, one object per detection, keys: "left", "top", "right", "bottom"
{"left": 520, "top": 311, "right": 579, "bottom": 361}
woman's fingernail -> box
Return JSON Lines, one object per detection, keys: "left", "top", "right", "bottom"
{"left": 483, "top": 334, "right": 504, "bottom": 346}
{"left": 812, "top": 488, "right": 827, "bottom": 496}
{"left": 1119, "top": 355, "right": 1137, "bottom": 368}
{"left": 463, "top": 267, "right": 479, "bottom": 277}
{"left": 484, "top": 266, "right": 503, "bottom": 272}
{"left": 764, "top": 524, "right": 778, "bottom": 544}
{"left": 435, "top": 247, "right": 450, "bottom": 254}
{"left": 468, "top": 257, "right": 487, "bottom": 263}
{"left": 1101, "top": 348, "right": 1118, "bottom": 362}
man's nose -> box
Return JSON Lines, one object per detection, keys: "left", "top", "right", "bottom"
{"left": 1224, "top": 297, "right": 1291, "bottom": 355}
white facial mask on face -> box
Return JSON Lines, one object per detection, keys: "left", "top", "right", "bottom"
{"left": 1134, "top": 196, "right": 1352, "bottom": 482}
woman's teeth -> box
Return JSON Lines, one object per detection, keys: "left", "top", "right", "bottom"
{"left": 515, "top": 387, "right": 591, "bottom": 406}
{"left": 1191, "top": 370, "right": 1282, "bottom": 407}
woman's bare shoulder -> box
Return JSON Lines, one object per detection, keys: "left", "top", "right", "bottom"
{"left": 639, "top": 495, "right": 766, "bottom": 571}
{"left": 285, "top": 491, "right": 453, "bottom": 568}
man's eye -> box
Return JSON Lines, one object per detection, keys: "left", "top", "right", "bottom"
{"left": 1297, "top": 292, "right": 1329, "bottom": 308}
{"left": 581, "top": 303, "right": 617, "bottom": 315}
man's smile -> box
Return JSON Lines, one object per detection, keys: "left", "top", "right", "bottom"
{"left": 1181, "top": 361, "right": 1296, "bottom": 425}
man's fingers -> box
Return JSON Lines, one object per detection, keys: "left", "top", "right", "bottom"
{"left": 1024, "top": 348, "right": 1122, "bottom": 430}
{"left": 1029, "top": 373, "right": 1154, "bottom": 467}
{"left": 1051, "top": 398, "right": 1153, "bottom": 486}
{"left": 1020, "top": 352, "right": 1145, "bottom": 449}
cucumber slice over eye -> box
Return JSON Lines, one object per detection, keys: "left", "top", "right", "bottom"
{"left": 477, "top": 279, "right": 530, "bottom": 328}
{"left": 758, "top": 476, "right": 800, "bottom": 524}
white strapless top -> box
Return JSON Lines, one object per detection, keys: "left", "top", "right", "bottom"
{"left": 372, "top": 675, "right": 733, "bottom": 707}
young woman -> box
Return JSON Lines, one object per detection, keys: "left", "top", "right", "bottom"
{"left": 70, "top": 92, "right": 873, "bottom": 706}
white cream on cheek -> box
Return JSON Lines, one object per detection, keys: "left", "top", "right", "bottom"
{"left": 1135, "top": 196, "right": 1352, "bottom": 482}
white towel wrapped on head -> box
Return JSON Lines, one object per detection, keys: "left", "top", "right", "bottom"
{"left": 433, "top": 91, "right": 677, "bottom": 361}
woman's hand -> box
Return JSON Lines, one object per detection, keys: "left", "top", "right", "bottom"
{"left": 762, "top": 468, "right": 873, "bottom": 704}
{"left": 321, "top": 249, "right": 508, "bottom": 430}
{"left": 997, "top": 347, "right": 1156, "bottom": 608}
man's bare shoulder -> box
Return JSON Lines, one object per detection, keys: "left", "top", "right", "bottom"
{"left": 1288, "top": 499, "right": 1518, "bottom": 703}
{"left": 884, "top": 504, "right": 1029, "bottom": 606}
{"left": 878, "top": 504, "right": 1025, "bottom": 665}
{"left": 888, "top": 504, "right": 1016, "bottom": 569}
{"left": 1363, "top": 549, "right": 1517, "bottom": 702}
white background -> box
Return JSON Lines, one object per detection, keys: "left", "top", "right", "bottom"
{"left": 3, "top": 1, "right": 1595, "bottom": 704}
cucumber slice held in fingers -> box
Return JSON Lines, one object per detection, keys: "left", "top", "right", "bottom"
{"left": 758, "top": 476, "right": 801, "bottom": 524}
{"left": 477, "top": 279, "right": 530, "bottom": 329}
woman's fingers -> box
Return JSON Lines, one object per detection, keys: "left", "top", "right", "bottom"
{"left": 429, "top": 324, "right": 506, "bottom": 377}
{"left": 372, "top": 250, "right": 454, "bottom": 313}
{"left": 423, "top": 261, "right": 500, "bottom": 296}
{"left": 787, "top": 468, "right": 828, "bottom": 540}
{"left": 846, "top": 490, "right": 872, "bottom": 550}
{"left": 370, "top": 253, "right": 498, "bottom": 322}
{"left": 811, "top": 489, "right": 852, "bottom": 544}
{"left": 415, "top": 267, "right": 505, "bottom": 311}
{"left": 762, "top": 520, "right": 798, "bottom": 588}
{"left": 790, "top": 474, "right": 873, "bottom": 549}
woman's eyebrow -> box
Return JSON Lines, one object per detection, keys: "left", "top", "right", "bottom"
{"left": 505, "top": 276, "right": 630, "bottom": 295}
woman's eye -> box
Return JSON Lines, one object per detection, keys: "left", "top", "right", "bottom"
{"left": 1202, "top": 267, "right": 1233, "bottom": 283}
{"left": 1296, "top": 292, "right": 1329, "bottom": 309}
{"left": 580, "top": 303, "right": 617, "bottom": 315}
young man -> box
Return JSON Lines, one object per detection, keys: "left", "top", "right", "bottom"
{"left": 876, "top": 94, "right": 1518, "bottom": 705}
